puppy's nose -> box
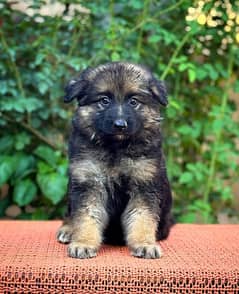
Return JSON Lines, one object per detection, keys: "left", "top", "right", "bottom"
{"left": 114, "top": 119, "right": 127, "bottom": 130}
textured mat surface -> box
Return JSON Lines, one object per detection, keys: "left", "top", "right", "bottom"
{"left": 0, "top": 221, "right": 238, "bottom": 293}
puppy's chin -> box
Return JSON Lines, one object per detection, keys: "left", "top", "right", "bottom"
{"left": 102, "top": 132, "right": 130, "bottom": 142}
{"left": 113, "top": 134, "right": 127, "bottom": 141}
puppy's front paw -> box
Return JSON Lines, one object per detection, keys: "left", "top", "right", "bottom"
{"left": 68, "top": 242, "right": 98, "bottom": 259}
{"left": 131, "top": 244, "right": 162, "bottom": 259}
{"left": 56, "top": 225, "right": 72, "bottom": 244}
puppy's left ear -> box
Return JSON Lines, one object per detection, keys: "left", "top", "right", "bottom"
{"left": 149, "top": 78, "right": 168, "bottom": 106}
{"left": 64, "top": 78, "right": 88, "bottom": 103}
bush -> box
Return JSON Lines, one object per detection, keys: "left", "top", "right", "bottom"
{"left": 0, "top": 0, "right": 238, "bottom": 223}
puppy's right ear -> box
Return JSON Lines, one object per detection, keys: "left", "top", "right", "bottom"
{"left": 64, "top": 78, "right": 88, "bottom": 103}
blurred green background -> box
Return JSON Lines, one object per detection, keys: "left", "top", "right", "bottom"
{"left": 0, "top": 0, "right": 238, "bottom": 223}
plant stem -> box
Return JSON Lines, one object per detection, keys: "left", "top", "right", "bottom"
{"left": 155, "top": 0, "right": 185, "bottom": 17}
{"left": 2, "top": 114, "right": 66, "bottom": 154}
{"left": 136, "top": 0, "right": 150, "bottom": 55}
{"left": 160, "top": 30, "right": 191, "bottom": 80}
{"left": 68, "top": 27, "right": 80, "bottom": 58}
{"left": 20, "top": 120, "right": 66, "bottom": 154}
{"left": 129, "top": 0, "right": 185, "bottom": 34}
{"left": 202, "top": 46, "right": 234, "bottom": 223}
{"left": 52, "top": 17, "right": 62, "bottom": 49}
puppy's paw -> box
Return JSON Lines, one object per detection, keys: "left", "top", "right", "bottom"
{"left": 68, "top": 242, "right": 98, "bottom": 259}
{"left": 56, "top": 225, "right": 73, "bottom": 244}
{"left": 130, "top": 244, "right": 162, "bottom": 259}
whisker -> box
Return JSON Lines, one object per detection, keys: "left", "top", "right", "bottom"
{"left": 90, "top": 132, "right": 96, "bottom": 141}
{"left": 152, "top": 117, "right": 164, "bottom": 122}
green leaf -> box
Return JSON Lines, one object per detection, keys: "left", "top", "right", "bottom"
{"left": 57, "top": 159, "right": 68, "bottom": 176}
{"left": 0, "top": 98, "right": 24, "bottom": 112}
{"left": 34, "top": 145, "right": 59, "bottom": 167}
{"left": 24, "top": 98, "right": 44, "bottom": 112}
{"left": 178, "top": 125, "right": 193, "bottom": 135}
{"left": 35, "top": 52, "right": 46, "bottom": 66}
{"left": 214, "top": 62, "right": 228, "bottom": 78}
{"left": 129, "top": 0, "right": 144, "bottom": 9}
{"left": 233, "top": 80, "right": 239, "bottom": 93}
{"left": 13, "top": 153, "right": 36, "bottom": 180}
{"left": 204, "top": 64, "right": 218, "bottom": 80}
{"left": 111, "top": 52, "right": 120, "bottom": 61}
{"left": 179, "top": 172, "right": 193, "bottom": 184}
{"left": 220, "top": 186, "right": 233, "bottom": 201}
{"left": 148, "top": 35, "right": 161, "bottom": 43}
{"left": 66, "top": 57, "right": 82, "bottom": 71}
{"left": 178, "top": 63, "right": 189, "bottom": 72}
{"left": 37, "top": 161, "right": 54, "bottom": 174}
{"left": 169, "top": 100, "right": 182, "bottom": 110}
{"left": 212, "top": 119, "right": 224, "bottom": 133}
{"left": 196, "top": 67, "right": 208, "bottom": 80}
{"left": 188, "top": 68, "right": 196, "bottom": 82}
{"left": 0, "top": 97, "right": 43, "bottom": 113}
{"left": 188, "top": 200, "right": 211, "bottom": 213}
{"left": 31, "top": 208, "right": 49, "bottom": 220}
{"left": 13, "top": 179, "right": 37, "bottom": 206}
{"left": 37, "top": 172, "right": 67, "bottom": 204}
{"left": 0, "top": 136, "right": 14, "bottom": 153}
{"left": 178, "top": 212, "right": 196, "bottom": 223}
{"left": 38, "top": 82, "right": 49, "bottom": 95}
{"left": 14, "top": 133, "right": 31, "bottom": 150}
{"left": 0, "top": 81, "right": 8, "bottom": 94}
{"left": 0, "top": 156, "right": 16, "bottom": 185}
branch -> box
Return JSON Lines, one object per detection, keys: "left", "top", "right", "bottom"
{"left": 160, "top": 30, "right": 191, "bottom": 80}
{"left": 202, "top": 46, "right": 235, "bottom": 223}
{"left": 155, "top": 0, "right": 185, "bottom": 17}
{"left": 1, "top": 114, "right": 66, "bottom": 155}
{"left": 129, "top": 0, "right": 186, "bottom": 34}
{"left": 67, "top": 26, "right": 81, "bottom": 58}
{"left": 20, "top": 120, "right": 66, "bottom": 154}
{"left": 136, "top": 0, "right": 150, "bottom": 54}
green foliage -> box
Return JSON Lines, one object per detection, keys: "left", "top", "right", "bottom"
{"left": 13, "top": 179, "right": 37, "bottom": 207}
{"left": 35, "top": 146, "right": 68, "bottom": 205}
{"left": 0, "top": 0, "right": 238, "bottom": 223}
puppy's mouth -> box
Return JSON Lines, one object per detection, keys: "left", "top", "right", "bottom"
{"left": 101, "top": 129, "right": 127, "bottom": 138}
{"left": 102, "top": 130, "right": 131, "bottom": 142}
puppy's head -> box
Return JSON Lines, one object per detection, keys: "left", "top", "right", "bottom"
{"left": 65, "top": 62, "right": 168, "bottom": 141}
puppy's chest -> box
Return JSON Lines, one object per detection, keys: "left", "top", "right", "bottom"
{"left": 105, "top": 160, "right": 130, "bottom": 218}
{"left": 107, "top": 162, "right": 124, "bottom": 183}
{"left": 71, "top": 156, "right": 158, "bottom": 187}
{"left": 106, "top": 156, "right": 157, "bottom": 184}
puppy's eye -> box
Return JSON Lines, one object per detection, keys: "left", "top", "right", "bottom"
{"left": 129, "top": 97, "right": 140, "bottom": 108}
{"left": 99, "top": 96, "right": 111, "bottom": 106}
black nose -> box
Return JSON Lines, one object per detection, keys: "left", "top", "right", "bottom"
{"left": 114, "top": 119, "right": 127, "bottom": 130}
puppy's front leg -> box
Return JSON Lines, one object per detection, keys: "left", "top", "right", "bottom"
{"left": 68, "top": 199, "right": 108, "bottom": 259}
{"left": 122, "top": 196, "right": 162, "bottom": 259}
{"left": 67, "top": 160, "right": 108, "bottom": 259}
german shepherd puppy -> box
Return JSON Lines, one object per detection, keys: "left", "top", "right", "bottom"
{"left": 57, "top": 62, "right": 172, "bottom": 259}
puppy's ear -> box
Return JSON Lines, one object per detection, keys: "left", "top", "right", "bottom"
{"left": 149, "top": 78, "right": 168, "bottom": 106}
{"left": 64, "top": 77, "right": 88, "bottom": 103}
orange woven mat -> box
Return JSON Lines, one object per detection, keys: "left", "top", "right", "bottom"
{"left": 0, "top": 221, "right": 238, "bottom": 293}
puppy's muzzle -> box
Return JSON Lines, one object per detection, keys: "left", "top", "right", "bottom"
{"left": 114, "top": 119, "right": 128, "bottom": 131}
